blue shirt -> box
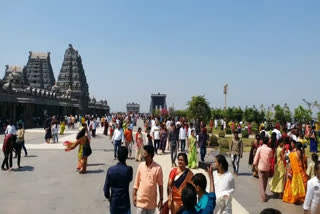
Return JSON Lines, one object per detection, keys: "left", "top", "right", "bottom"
{"left": 195, "top": 192, "right": 216, "bottom": 214}
{"left": 104, "top": 162, "right": 133, "bottom": 213}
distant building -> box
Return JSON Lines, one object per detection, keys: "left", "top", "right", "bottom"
{"left": 127, "top": 102, "right": 140, "bottom": 114}
{"left": 150, "top": 93, "right": 166, "bottom": 113}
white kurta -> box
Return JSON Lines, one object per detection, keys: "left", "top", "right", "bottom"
{"left": 213, "top": 171, "right": 235, "bottom": 214}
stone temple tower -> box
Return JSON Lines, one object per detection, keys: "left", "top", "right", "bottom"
{"left": 25, "top": 51, "right": 55, "bottom": 89}
{"left": 56, "top": 44, "right": 89, "bottom": 113}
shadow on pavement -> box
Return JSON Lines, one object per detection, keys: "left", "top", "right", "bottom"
{"left": 25, "top": 155, "right": 38, "bottom": 158}
{"left": 85, "top": 169, "right": 104, "bottom": 174}
{"left": 14, "top": 166, "right": 34, "bottom": 172}
{"left": 237, "top": 172, "right": 252, "bottom": 176}
{"left": 87, "top": 163, "right": 106, "bottom": 166}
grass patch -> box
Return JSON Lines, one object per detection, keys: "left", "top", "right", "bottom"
{"left": 217, "top": 137, "right": 252, "bottom": 153}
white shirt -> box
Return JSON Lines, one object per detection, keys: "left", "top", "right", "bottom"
{"left": 51, "top": 125, "right": 60, "bottom": 134}
{"left": 179, "top": 127, "right": 187, "bottom": 140}
{"left": 303, "top": 176, "right": 320, "bottom": 214}
{"left": 213, "top": 171, "right": 235, "bottom": 214}
{"left": 260, "top": 130, "right": 271, "bottom": 138}
{"left": 213, "top": 171, "right": 235, "bottom": 199}
{"left": 188, "top": 127, "right": 195, "bottom": 137}
{"left": 151, "top": 125, "right": 160, "bottom": 140}
{"left": 288, "top": 132, "right": 298, "bottom": 141}
{"left": 5, "top": 125, "right": 16, "bottom": 135}
{"left": 272, "top": 129, "right": 281, "bottom": 140}
{"left": 151, "top": 120, "right": 156, "bottom": 128}
{"left": 112, "top": 128, "right": 124, "bottom": 142}
{"left": 214, "top": 119, "right": 218, "bottom": 128}
{"left": 166, "top": 120, "right": 171, "bottom": 129}
{"left": 91, "top": 120, "right": 97, "bottom": 130}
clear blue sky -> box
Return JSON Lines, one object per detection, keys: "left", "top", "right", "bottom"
{"left": 0, "top": 0, "right": 319, "bottom": 112}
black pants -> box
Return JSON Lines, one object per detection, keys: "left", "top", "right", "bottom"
{"left": 170, "top": 143, "right": 177, "bottom": 165}
{"left": 2, "top": 150, "right": 13, "bottom": 169}
{"left": 180, "top": 139, "right": 186, "bottom": 152}
{"left": 21, "top": 141, "right": 27, "bottom": 156}
{"left": 14, "top": 146, "right": 22, "bottom": 167}
{"left": 200, "top": 147, "right": 206, "bottom": 162}
{"left": 154, "top": 139, "right": 160, "bottom": 154}
{"left": 92, "top": 129, "right": 96, "bottom": 137}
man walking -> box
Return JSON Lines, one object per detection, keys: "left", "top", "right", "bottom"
{"left": 133, "top": 145, "right": 163, "bottom": 214}
{"left": 168, "top": 124, "right": 178, "bottom": 167}
{"left": 124, "top": 125, "right": 134, "bottom": 158}
{"left": 179, "top": 123, "right": 187, "bottom": 152}
{"left": 198, "top": 127, "right": 208, "bottom": 162}
{"left": 151, "top": 121, "right": 160, "bottom": 154}
{"left": 229, "top": 131, "right": 243, "bottom": 175}
{"left": 253, "top": 137, "right": 273, "bottom": 202}
{"left": 104, "top": 146, "right": 133, "bottom": 214}
{"left": 90, "top": 118, "right": 97, "bottom": 138}
{"left": 111, "top": 123, "right": 124, "bottom": 160}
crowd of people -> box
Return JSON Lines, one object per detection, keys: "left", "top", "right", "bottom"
{"left": 246, "top": 124, "right": 319, "bottom": 214}
{"left": 2, "top": 112, "right": 320, "bottom": 214}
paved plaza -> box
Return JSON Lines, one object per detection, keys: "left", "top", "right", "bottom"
{"left": 0, "top": 121, "right": 305, "bottom": 214}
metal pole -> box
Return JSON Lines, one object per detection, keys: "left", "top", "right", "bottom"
{"left": 224, "top": 84, "right": 228, "bottom": 109}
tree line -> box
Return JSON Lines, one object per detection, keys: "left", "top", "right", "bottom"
{"left": 154, "top": 96, "right": 318, "bottom": 125}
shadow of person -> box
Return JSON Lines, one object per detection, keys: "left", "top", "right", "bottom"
{"left": 237, "top": 172, "right": 252, "bottom": 176}
{"left": 13, "top": 166, "right": 34, "bottom": 172}
{"left": 24, "top": 155, "right": 38, "bottom": 158}
{"left": 85, "top": 169, "right": 104, "bottom": 174}
{"left": 87, "top": 163, "right": 106, "bottom": 166}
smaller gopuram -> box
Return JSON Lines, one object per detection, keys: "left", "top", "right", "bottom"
{"left": 3, "top": 65, "right": 29, "bottom": 91}
{"left": 127, "top": 102, "right": 140, "bottom": 114}
{"left": 150, "top": 93, "right": 167, "bottom": 113}
{"left": 25, "top": 51, "right": 55, "bottom": 90}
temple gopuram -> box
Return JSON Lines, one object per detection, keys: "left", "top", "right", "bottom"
{"left": 0, "top": 44, "right": 110, "bottom": 128}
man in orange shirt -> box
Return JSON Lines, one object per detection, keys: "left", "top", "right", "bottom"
{"left": 124, "top": 125, "right": 134, "bottom": 158}
{"left": 133, "top": 145, "right": 163, "bottom": 214}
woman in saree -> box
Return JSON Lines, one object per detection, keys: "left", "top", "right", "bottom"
{"left": 168, "top": 153, "right": 194, "bottom": 214}
{"left": 64, "top": 124, "right": 90, "bottom": 174}
{"left": 60, "top": 120, "right": 65, "bottom": 135}
{"left": 188, "top": 129, "right": 197, "bottom": 169}
{"left": 269, "top": 138, "right": 285, "bottom": 198}
{"left": 283, "top": 142, "right": 308, "bottom": 204}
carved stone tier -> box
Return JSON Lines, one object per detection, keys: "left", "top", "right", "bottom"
{"left": 56, "top": 44, "right": 89, "bottom": 113}
{"left": 25, "top": 51, "right": 55, "bottom": 90}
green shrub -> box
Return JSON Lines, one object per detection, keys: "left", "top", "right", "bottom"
{"left": 226, "top": 127, "right": 232, "bottom": 134}
{"left": 209, "top": 135, "right": 219, "bottom": 147}
{"left": 219, "top": 139, "right": 230, "bottom": 149}
{"left": 252, "top": 122, "right": 258, "bottom": 134}
{"left": 218, "top": 130, "right": 226, "bottom": 138}
{"left": 242, "top": 129, "right": 249, "bottom": 138}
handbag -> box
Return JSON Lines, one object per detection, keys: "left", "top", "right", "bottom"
{"left": 82, "top": 138, "right": 92, "bottom": 157}
{"left": 160, "top": 200, "right": 169, "bottom": 214}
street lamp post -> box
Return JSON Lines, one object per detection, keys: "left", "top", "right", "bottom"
{"left": 224, "top": 84, "right": 228, "bottom": 110}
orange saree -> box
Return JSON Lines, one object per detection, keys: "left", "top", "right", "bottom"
{"left": 169, "top": 168, "right": 194, "bottom": 214}
{"left": 64, "top": 136, "right": 89, "bottom": 173}
{"left": 283, "top": 152, "right": 308, "bottom": 203}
